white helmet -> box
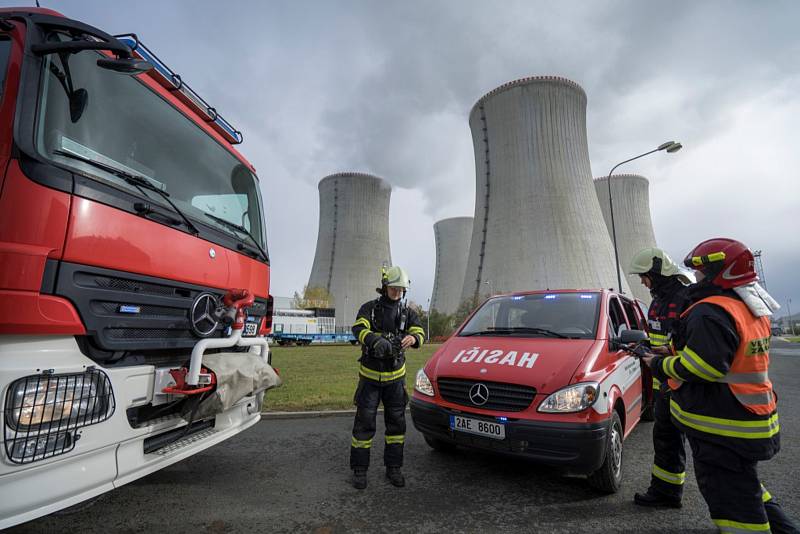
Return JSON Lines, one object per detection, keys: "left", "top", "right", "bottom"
{"left": 381, "top": 265, "right": 411, "bottom": 289}
{"left": 628, "top": 247, "right": 693, "bottom": 284}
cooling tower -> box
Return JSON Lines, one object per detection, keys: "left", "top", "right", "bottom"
{"left": 460, "top": 76, "right": 629, "bottom": 304}
{"left": 594, "top": 174, "right": 658, "bottom": 304}
{"left": 430, "top": 217, "right": 473, "bottom": 315}
{"left": 308, "top": 173, "right": 392, "bottom": 327}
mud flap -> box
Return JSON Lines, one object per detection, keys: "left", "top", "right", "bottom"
{"left": 181, "top": 352, "right": 282, "bottom": 420}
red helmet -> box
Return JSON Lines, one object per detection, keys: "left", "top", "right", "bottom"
{"left": 683, "top": 238, "right": 757, "bottom": 289}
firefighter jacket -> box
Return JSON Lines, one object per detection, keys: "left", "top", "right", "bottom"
{"left": 352, "top": 296, "right": 425, "bottom": 383}
{"left": 650, "top": 287, "right": 779, "bottom": 461}
{"left": 647, "top": 277, "right": 691, "bottom": 391}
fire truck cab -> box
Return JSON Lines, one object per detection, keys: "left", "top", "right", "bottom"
{"left": 0, "top": 8, "right": 279, "bottom": 527}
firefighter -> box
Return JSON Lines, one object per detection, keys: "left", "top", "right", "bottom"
{"left": 628, "top": 248, "right": 693, "bottom": 508}
{"left": 349, "top": 265, "right": 426, "bottom": 490}
{"left": 643, "top": 238, "right": 798, "bottom": 533}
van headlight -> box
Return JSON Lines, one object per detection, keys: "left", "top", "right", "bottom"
{"left": 414, "top": 368, "right": 435, "bottom": 397}
{"left": 4, "top": 370, "right": 115, "bottom": 464}
{"left": 538, "top": 382, "right": 599, "bottom": 413}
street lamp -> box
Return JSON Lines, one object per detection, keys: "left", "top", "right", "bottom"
{"left": 426, "top": 297, "right": 431, "bottom": 339}
{"left": 789, "top": 299, "right": 796, "bottom": 336}
{"left": 484, "top": 280, "right": 493, "bottom": 296}
{"left": 606, "top": 141, "right": 683, "bottom": 292}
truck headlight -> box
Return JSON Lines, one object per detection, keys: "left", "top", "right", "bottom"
{"left": 4, "top": 370, "right": 115, "bottom": 464}
{"left": 414, "top": 368, "right": 435, "bottom": 397}
{"left": 538, "top": 382, "right": 599, "bottom": 413}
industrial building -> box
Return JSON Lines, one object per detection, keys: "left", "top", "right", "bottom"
{"left": 430, "top": 217, "right": 473, "bottom": 315}
{"left": 307, "top": 172, "right": 392, "bottom": 327}
{"left": 594, "top": 174, "right": 658, "bottom": 303}
{"left": 460, "top": 76, "right": 629, "bottom": 304}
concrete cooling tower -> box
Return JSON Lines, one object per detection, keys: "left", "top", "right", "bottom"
{"left": 461, "top": 76, "right": 629, "bottom": 303}
{"left": 594, "top": 174, "right": 658, "bottom": 304}
{"left": 430, "top": 217, "right": 473, "bottom": 315}
{"left": 307, "top": 173, "right": 392, "bottom": 327}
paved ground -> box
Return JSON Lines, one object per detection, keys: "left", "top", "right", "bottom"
{"left": 11, "top": 340, "right": 800, "bottom": 533}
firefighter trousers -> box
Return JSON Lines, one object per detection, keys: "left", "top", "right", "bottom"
{"left": 688, "top": 436, "right": 799, "bottom": 533}
{"left": 350, "top": 378, "right": 407, "bottom": 469}
{"left": 648, "top": 389, "right": 686, "bottom": 499}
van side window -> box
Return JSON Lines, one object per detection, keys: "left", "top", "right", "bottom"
{"left": 0, "top": 38, "right": 11, "bottom": 104}
{"left": 608, "top": 297, "right": 628, "bottom": 337}
{"left": 621, "top": 298, "right": 645, "bottom": 330}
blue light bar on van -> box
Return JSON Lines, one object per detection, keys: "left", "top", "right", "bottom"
{"left": 580, "top": 294, "right": 595, "bottom": 299}
{"left": 511, "top": 296, "right": 524, "bottom": 301}
{"left": 544, "top": 295, "right": 557, "bottom": 300}
{"left": 115, "top": 34, "right": 243, "bottom": 145}
{"left": 497, "top": 416, "right": 508, "bottom": 422}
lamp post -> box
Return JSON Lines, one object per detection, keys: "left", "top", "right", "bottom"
{"left": 789, "top": 298, "right": 796, "bottom": 336}
{"left": 426, "top": 297, "right": 431, "bottom": 339}
{"left": 606, "top": 141, "right": 683, "bottom": 292}
{"left": 484, "top": 280, "right": 493, "bottom": 297}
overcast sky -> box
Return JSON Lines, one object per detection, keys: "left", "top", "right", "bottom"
{"left": 35, "top": 0, "right": 800, "bottom": 317}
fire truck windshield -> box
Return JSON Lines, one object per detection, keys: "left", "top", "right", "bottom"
{"left": 33, "top": 46, "right": 267, "bottom": 255}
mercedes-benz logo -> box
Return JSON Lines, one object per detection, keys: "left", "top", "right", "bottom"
{"left": 191, "top": 293, "right": 219, "bottom": 337}
{"left": 469, "top": 383, "right": 489, "bottom": 406}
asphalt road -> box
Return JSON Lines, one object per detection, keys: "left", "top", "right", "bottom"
{"left": 11, "top": 340, "right": 800, "bottom": 533}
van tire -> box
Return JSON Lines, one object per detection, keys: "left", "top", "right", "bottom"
{"left": 588, "top": 411, "right": 624, "bottom": 493}
{"left": 424, "top": 435, "right": 456, "bottom": 453}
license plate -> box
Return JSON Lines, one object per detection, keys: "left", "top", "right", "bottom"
{"left": 449, "top": 415, "right": 505, "bottom": 440}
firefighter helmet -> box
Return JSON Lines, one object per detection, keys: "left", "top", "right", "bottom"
{"left": 628, "top": 247, "right": 693, "bottom": 285}
{"left": 381, "top": 265, "right": 411, "bottom": 289}
{"left": 683, "top": 238, "right": 757, "bottom": 289}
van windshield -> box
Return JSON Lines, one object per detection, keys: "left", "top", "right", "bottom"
{"left": 459, "top": 293, "right": 600, "bottom": 339}
{"left": 33, "top": 42, "right": 267, "bottom": 255}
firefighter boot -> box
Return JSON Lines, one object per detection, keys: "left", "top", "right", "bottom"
{"left": 633, "top": 490, "right": 682, "bottom": 508}
{"left": 386, "top": 467, "right": 405, "bottom": 488}
{"left": 352, "top": 468, "right": 367, "bottom": 490}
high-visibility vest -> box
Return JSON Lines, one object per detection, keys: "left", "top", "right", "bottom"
{"left": 681, "top": 296, "right": 776, "bottom": 415}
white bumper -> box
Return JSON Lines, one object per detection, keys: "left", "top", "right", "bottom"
{"left": 0, "top": 336, "right": 265, "bottom": 529}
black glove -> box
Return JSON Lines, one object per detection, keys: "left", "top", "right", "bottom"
{"left": 372, "top": 337, "right": 393, "bottom": 359}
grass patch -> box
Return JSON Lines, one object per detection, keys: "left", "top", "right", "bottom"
{"left": 263, "top": 343, "right": 442, "bottom": 411}
{"left": 787, "top": 337, "right": 800, "bottom": 343}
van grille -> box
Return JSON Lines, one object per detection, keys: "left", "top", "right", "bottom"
{"left": 437, "top": 378, "right": 536, "bottom": 412}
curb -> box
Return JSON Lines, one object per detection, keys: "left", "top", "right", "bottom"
{"left": 260, "top": 407, "right": 410, "bottom": 420}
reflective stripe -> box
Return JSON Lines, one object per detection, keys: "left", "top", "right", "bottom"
{"left": 662, "top": 356, "right": 681, "bottom": 381}
{"left": 353, "top": 318, "right": 371, "bottom": 329}
{"left": 712, "top": 518, "right": 771, "bottom": 532}
{"left": 359, "top": 364, "right": 406, "bottom": 383}
{"left": 652, "top": 376, "right": 661, "bottom": 390}
{"left": 385, "top": 435, "right": 405, "bottom": 444}
{"left": 649, "top": 333, "right": 670, "bottom": 347}
{"left": 691, "top": 252, "right": 726, "bottom": 266}
{"left": 761, "top": 484, "right": 772, "bottom": 503}
{"left": 680, "top": 346, "right": 725, "bottom": 381}
{"left": 408, "top": 326, "right": 425, "bottom": 346}
{"left": 351, "top": 437, "right": 372, "bottom": 448}
{"left": 670, "top": 399, "right": 779, "bottom": 439}
{"left": 652, "top": 464, "right": 685, "bottom": 485}
{"left": 358, "top": 329, "right": 371, "bottom": 344}
{"left": 720, "top": 371, "right": 770, "bottom": 384}
{"left": 731, "top": 391, "right": 774, "bottom": 406}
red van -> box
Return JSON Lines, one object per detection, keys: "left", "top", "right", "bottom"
{"left": 410, "top": 289, "right": 651, "bottom": 493}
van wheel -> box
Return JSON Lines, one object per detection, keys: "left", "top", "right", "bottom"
{"left": 424, "top": 435, "right": 456, "bottom": 453}
{"left": 588, "top": 411, "right": 624, "bottom": 493}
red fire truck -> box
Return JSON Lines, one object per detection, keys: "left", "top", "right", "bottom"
{"left": 0, "top": 8, "right": 279, "bottom": 527}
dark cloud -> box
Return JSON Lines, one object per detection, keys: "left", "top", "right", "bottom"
{"left": 38, "top": 0, "right": 800, "bottom": 312}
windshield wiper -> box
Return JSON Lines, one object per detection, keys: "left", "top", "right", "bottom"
{"left": 506, "top": 327, "right": 568, "bottom": 339}
{"left": 54, "top": 149, "right": 199, "bottom": 235}
{"left": 460, "top": 328, "right": 515, "bottom": 337}
{"left": 461, "top": 327, "right": 568, "bottom": 338}
{"left": 202, "top": 212, "right": 268, "bottom": 262}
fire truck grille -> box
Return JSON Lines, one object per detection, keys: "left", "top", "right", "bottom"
{"left": 437, "top": 378, "right": 536, "bottom": 412}
{"left": 53, "top": 262, "right": 269, "bottom": 353}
